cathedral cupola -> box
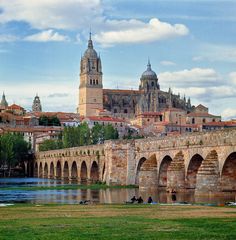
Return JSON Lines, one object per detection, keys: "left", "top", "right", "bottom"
{"left": 32, "top": 94, "right": 42, "bottom": 112}
{"left": 139, "top": 60, "right": 160, "bottom": 91}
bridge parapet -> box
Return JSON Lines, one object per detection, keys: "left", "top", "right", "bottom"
{"left": 135, "top": 128, "right": 236, "bottom": 152}
{"left": 36, "top": 144, "right": 105, "bottom": 161}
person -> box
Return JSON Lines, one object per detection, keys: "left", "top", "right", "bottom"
{"left": 137, "top": 196, "right": 143, "bottom": 204}
{"left": 171, "top": 189, "right": 177, "bottom": 202}
{"left": 147, "top": 196, "right": 153, "bottom": 204}
{"left": 131, "top": 196, "right": 137, "bottom": 203}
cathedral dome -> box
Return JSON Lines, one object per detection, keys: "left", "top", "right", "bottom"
{"left": 141, "top": 60, "right": 157, "bottom": 80}
{"left": 83, "top": 34, "right": 97, "bottom": 59}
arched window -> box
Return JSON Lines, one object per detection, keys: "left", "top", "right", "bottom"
{"left": 124, "top": 109, "right": 128, "bottom": 114}
{"left": 93, "top": 79, "right": 95, "bottom": 85}
{"left": 202, "top": 118, "right": 206, "bottom": 123}
{"left": 90, "top": 79, "right": 92, "bottom": 85}
{"left": 96, "top": 79, "right": 98, "bottom": 85}
{"left": 192, "top": 118, "right": 195, "bottom": 124}
{"left": 151, "top": 81, "right": 154, "bottom": 87}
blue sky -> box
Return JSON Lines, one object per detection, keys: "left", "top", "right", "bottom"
{"left": 0, "top": 0, "right": 236, "bottom": 119}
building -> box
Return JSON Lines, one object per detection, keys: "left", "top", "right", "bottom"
{"left": 77, "top": 35, "right": 193, "bottom": 119}
{"left": 32, "top": 94, "right": 42, "bottom": 112}
{"left": 0, "top": 92, "right": 8, "bottom": 111}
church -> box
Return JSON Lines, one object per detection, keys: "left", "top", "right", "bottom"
{"left": 77, "top": 35, "right": 193, "bottom": 119}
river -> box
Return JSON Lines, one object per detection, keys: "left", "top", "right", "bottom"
{"left": 0, "top": 178, "right": 235, "bottom": 205}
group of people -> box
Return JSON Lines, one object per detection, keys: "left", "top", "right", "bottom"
{"left": 130, "top": 196, "right": 153, "bottom": 204}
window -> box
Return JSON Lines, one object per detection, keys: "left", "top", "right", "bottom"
{"left": 96, "top": 79, "right": 98, "bottom": 85}
{"left": 93, "top": 79, "right": 95, "bottom": 85}
{"left": 212, "top": 119, "right": 215, "bottom": 122}
{"left": 202, "top": 118, "right": 206, "bottom": 123}
{"left": 114, "top": 109, "right": 117, "bottom": 113}
{"left": 192, "top": 118, "right": 195, "bottom": 124}
{"left": 90, "top": 79, "right": 92, "bottom": 85}
{"left": 151, "top": 81, "right": 154, "bottom": 87}
{"left": 124, "top": 109, "right": 128, "bottom": 114}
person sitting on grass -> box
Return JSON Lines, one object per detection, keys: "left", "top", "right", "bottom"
{"left": 137, "top": 196, "right": 143, "bottom": 204}
{"left": 131, "top": 196, "right": 137, "bottom": 203}
{"left": 147, "top": 196, "right": 153, "bottom": 204}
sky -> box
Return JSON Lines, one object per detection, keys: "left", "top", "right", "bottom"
{"left": 0, "top": 0, "right": 236, "bottom": 119}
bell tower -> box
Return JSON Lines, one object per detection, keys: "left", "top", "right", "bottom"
{"left": 77, "top": 33, "right": 103, "bottom": 116}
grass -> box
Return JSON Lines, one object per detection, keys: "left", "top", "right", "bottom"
{"left": 0, "top": 183, "right": 137, "bottom": 191}
{"left": 1, "top": 204, "right": 236, "bottom": 239}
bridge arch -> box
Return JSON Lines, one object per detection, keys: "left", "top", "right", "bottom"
{"left": 90, "top": 161, "right": 99, "bottom": 183}
{"left": 186, "top": 154, "right": 204, "bottom": 189}
{"left": 81, "top": 161, "right": 88, "bottom": 183}
{"left": 221, "top": 152, "right": 236, "bottom": 191}
{"left": 71, "top": 161, "right": 78, "bottom": 180}
{"left": 139, "top": 154, "right": 157, "bottom": 190}
{"left": 135, "top": 157, "right": 147, "bottom": 185}
{"left": 44, "top": 162, "right": 48, "bottom": 178}
{"left": 34, "top": 162, "right": 38, "bottom": 177}
{"left": 196, "top": 150, "right": 219, "bottom": 192}
{"left": 158, "top": 155, "right": 172, "bottom": 188}
{"left": 39, "top": 162, "right": 43, "bottom": 178}
{"left": 56, "top": 161, "right": 62, "bottom": 179}
{"left": 50, "top": 162, "right": 55, "bottom": 179}
{"left": 167, "top": 151, "right": 185, "bottom": 190}
{"left": 63, "top": 161, "right": 69, "bottom": 180}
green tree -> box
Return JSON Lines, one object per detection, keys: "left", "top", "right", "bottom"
{"left": 91, "top": 124, "right": 104, "bottom": 144}
{"left": 0, "top": 133, "right": 29, "bottom": 177}
{"left": 39, "top": 115, "right": 61, "bottom": 126}
{"left": 39, "top": 139, "right": 62, "bottom": 151}
{"left": 104, "top": 124, "right": 119, "bottom": 140}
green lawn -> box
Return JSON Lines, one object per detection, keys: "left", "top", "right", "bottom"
{"left": 0, "top": 204, "right": 236, "bottom": 240}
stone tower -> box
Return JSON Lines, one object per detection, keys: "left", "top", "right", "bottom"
{"left": 0, "top": 92, "right": 8, "bottom": 108}
{"left": 77, "top": 33, "right": 103, "bottom": 116}
{"left": 32, "top": 94, "right": 42, "bottom": 112}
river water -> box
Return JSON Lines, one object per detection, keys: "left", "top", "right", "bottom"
{"left": 0, "top": 178, "right": 235, "bottom": 205}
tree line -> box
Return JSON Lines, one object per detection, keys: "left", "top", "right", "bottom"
{"left": 39, "top": 123, "right": 119, "bottom": 151}
{"left": 0, "top": 133, "right": 29, "bottom": 177}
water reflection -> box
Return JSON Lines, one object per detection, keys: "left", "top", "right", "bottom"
{"left": 0, "top": 178, "right": 236, "bottom": 205}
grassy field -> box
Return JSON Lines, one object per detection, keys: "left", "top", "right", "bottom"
{"left": 0, "top": 204, "right": 236, "bottom": 240}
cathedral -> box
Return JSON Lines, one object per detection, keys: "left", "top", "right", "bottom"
{"left": 77, "top": 35, "right": 193, "bottom": 119}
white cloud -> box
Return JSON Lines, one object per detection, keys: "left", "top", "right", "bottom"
{"left": 199, "top": 44, "right": 236, "bottom": 63}
{"left": 24, "top": 29, "right": 69, "bottom": 42}
{"left": 192, "top": 56, "right": 204, "bottom": 62}
{"left": 221, "top": 108, "right": 236, "bottom": 120}
{"left": 159, "top": 68, "right": 220, "bottom": 87}
{"left": 0, "top": 34, "right": 18, "bottom": 42}
{"left": 0, "top": 0, "right": 103, "bottom": 30}
{"left": 94, "top": 18, "right": 189, "bottom": 46}
{"left": 229, "top": 72, "right": 236, "bottom": 85}
{"left": 160, "top": 60, "right": 176, "bottom": 66}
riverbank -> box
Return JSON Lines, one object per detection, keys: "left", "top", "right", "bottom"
{"left": 0, "top": 183, "right": 137, "bottom": 191}
{"left": 0, "top": 204, "right": 236, "bottom": 239}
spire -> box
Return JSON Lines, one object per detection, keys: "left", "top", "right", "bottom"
{"left": 147, "top": 57, "right": 151, "bottom": 71}
{"left": 88, "top": 30, "right": 93, "bottom": 49}
{"left": 0, "top": 91, "right": 8, "bottom": 108}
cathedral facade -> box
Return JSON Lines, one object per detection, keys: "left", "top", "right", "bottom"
{"left": 77, "top": 36, "right": 193, "bottom": 118}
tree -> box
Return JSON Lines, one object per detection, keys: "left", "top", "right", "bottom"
{"left": 0, "top": 133, "right": 29, "bottom": 177}
{"left": 39, "top": 115, "right": 61, "bottom": 126}
{"left": 104, "top": 124, "right": 119, "bottom": 140}
{"left": 91, "top": 124, "right": 104, "bottom": 144}
{"left": 39, "top": 139, "right": 62, "bottom": 151}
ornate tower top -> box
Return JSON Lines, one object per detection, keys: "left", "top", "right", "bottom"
{"left": 0, "top": 92, "right": 8, "bottom": 108}
{"left": 32, "top": 94, "right": 42, "bottom": 112}
{"left": 139, "top": 59, "right": 160, "bottom": 91}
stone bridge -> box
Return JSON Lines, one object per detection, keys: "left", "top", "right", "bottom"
{"left": 35, "top": 128, "right": 236, "bottom": 193}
